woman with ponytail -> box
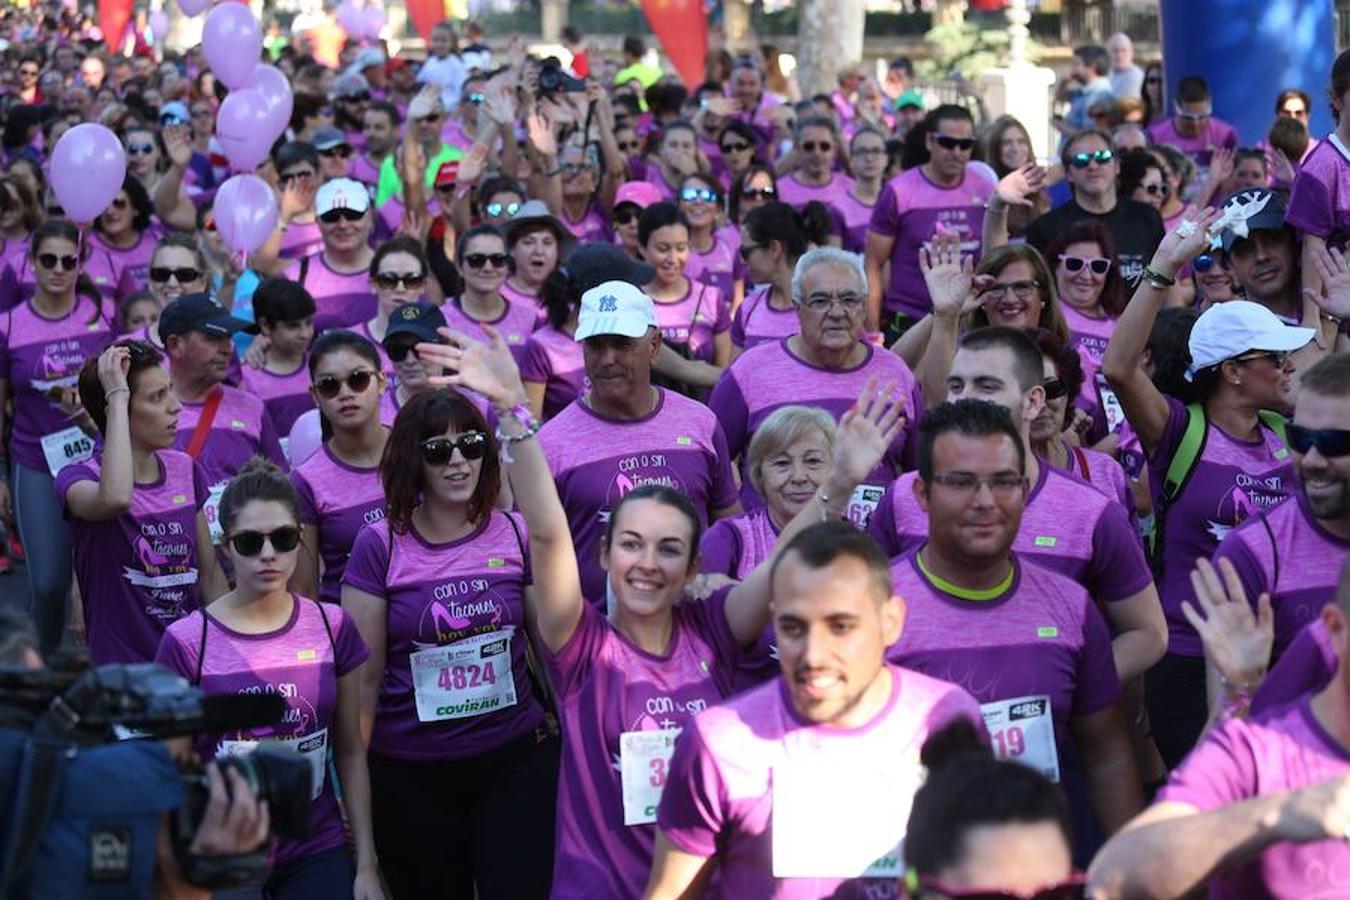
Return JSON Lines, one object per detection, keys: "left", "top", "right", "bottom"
{"left": 730, "top": 200, "right": 827, "bottom": 358}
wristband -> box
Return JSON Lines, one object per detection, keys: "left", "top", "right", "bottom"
{"left": 105, "top": 387, "right": 130, "bottom": 400}
{"left": 493, "top": 403, "right": 542, "bottom": 464}
{"left": 1141, "top": 266, "right": 1176, "bottom": 289}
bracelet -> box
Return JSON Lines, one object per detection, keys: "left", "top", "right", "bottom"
{"left": 493, "top": 403, "right": 542, "bottom": 464}
{"left": 1141, "top": 266, "right": 1176, "bottom": 289}
{"left": 105, "top": 387, "right": 130, "bottom": 399}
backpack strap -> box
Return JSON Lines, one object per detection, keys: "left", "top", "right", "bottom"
{"left": 195, "top": 610, "right": 209, "bottom": 685}
{"left": 312, "top": 597, "right": 338, "bottom": 656}
{"left": 298, "top": 253, "right": 312, "bottom": 287}
{"left": 1149, "top": 403, "right": 1209, "bottom": 563}
{"left": 1070, "top": 446, "right": 1091, "bottom": 483}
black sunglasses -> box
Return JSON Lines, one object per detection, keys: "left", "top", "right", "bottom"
{"left": 340, "top": 91, "right": 371, "bottom": 103}
{"left": 738, "top": 243, "right": 763, "bottom": 261}
{"left": 1070, "top": 149, "right": 1114, "bottom": 168}
{"left": 319, "top": 145, "right": 353, "bottom": 159}
{"left": 313, "top": 368, "right": 376, "bottom": 399}
{"left": 1287, "top": 424, "right": 1350, "bottom": 458}
{"left": 421, "top": 432, "right": 488, "bottom": 465}
{"left": 614, "top": 206, "right": 640, "bottom": 224}
{"left": 934, "top": 135, "right": 976, "bottom": 151}
{"left": 375, "top": 271, "right": 426, "bottom": 290}
{"left": 1043, "top": 377, "right": 1068, "bottom": 400}
{"left": 319, "top": 207, "right": 365, "bottom": 224}
{"left": 386, "top": 341, "right": 420, "bottom": 362}
{"left": 740, "top": 186, "right": 776, "bottom": 201}
{"left": 464, "top": 252, "right": 509, "bottom": 270}
{"left": 1192, "top": 254, "right": 1229, "bottom": 273}
{"left": 721, "top": 140, "right": 752, "bottom": 154}
{"left": 802, "top": 140, "right": 833, "bottom": 153}
{"left": 37, "top": 253, "right": 77, "bottom": 271}
{"left": 229, "top": 526, "right": 302, "bottom": 557}
{"left": 149, "top": 266, "right": 201, "bottom": 284}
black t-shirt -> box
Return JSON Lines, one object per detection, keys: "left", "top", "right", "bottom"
{"left": 1026, "top": 198, "right": 1165, "bottom": 287}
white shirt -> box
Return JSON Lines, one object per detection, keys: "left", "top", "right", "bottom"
{"left": 417, "top": 53, "right": 468, "bottom": 108}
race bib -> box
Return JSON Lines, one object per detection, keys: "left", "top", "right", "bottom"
{"left": 980, "top": 695, "right": 1059, "bottom": 782}
{"left": 846, "top": 484, "right": 884, "bottom": 528}
{"left": 219, "top": 727, "right": 329, "bottom": 800}
{"left": 203, "top": 481, "right": 227, "bottom": 544}
{"left": 41, "top": 425, "right": 94, "bottom": 477}
{"left": 1096, "top": 376, "right": 1125, "bottom": 434}
{"left": 619, "top": 729, "right": 680, "bottom": 826}
{"left": 409, "top": 627, "right": 517, "bottom": 722}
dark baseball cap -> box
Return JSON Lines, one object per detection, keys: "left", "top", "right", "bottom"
{"left": 384, "top": 302, "right": 447, "bottom": 345}
{"left": 559, "top": 243, "right": 655, "bottom": 294}
{"left": 1217, "top": 188, "right": 1289, "bottom": 253}
{"left": 158, "top": 293, "right": 258, "bottom": 341}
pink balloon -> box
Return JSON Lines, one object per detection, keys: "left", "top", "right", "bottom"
{"left": 245, "top": 63, "right": 292, "bottom": 140}
{"left": 335, "top": 2, "right": 364, "bottom": 37}
{"left": 178, "top": 0, "right": 209, "bottom": 16}
{"left": 216, "top": 88, "right": 274, "bottom": 171}
{"left": 362, "top": 7, "right": 384, "bottom": 38}
{"left": 202, "top": 2, "right": 262, "bottom": 90}
{"left": 50, "top": 124, "right": 126, "bottom": 223}
{"left": 214, "top": 174, "right": 278, "bottom": 254}
{"left": 149, "top": 10, "right": 169, "bottom": 37}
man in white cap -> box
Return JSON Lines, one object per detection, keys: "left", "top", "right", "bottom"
{"left": 282, "top": 177, "right": 376, "bottom": 332}
{"left": 538, "top": 280, "right": 742, "bottom": 602}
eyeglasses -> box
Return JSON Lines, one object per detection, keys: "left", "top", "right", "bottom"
{"left": 1286, "top": 424, "right": 1350, "bottom": 458}
{"left": 313, "top": 368, "right": 376, "bottom": 399}
{"left": 228, "top": 526, "right": 302, "bottom": 557}
{"left": 191, "top": 106, "right": 214, "bottom": 118}
{"left": 738, "top": 243, "right": 763, "bottom": 261}
{"left": 319, "top": 145, "right": 353, "bottom": 159}
{"left": 614, "top": 206, "right": 640, "bottom": 224}
{"left": 126, "top": 143, "right": 156, "bottom": 156}
{"left": 933, "top": 134, "right": 976, "bottom": 151}
{"left": 1145, "top": 76, "right": 1162, "bottom": 85}
{"left": 720, "top": 140, "right": 752, "bottom": 154}
{"left": 980, "top": 280, "right": 1040, "bottom": 300}
{"left": 798, "top": 292, "right": 864, "bottom": 313}
{"left": 1060, "top": 256, "right": 1111, "bottom": 276}
{"left": 37, "top": 253, "right": 77, "bottom": 271}
{"left": 1043, "top": 377, "right": 1068, "bottom": 400}
{"left": 279, "top": 171, "right": 315, "bottom": 185}
{"left": 110, "top": 197, "right": 129, "bottom": 210}
{"left": 319, "top": 207, "right": 365, "bottom": 224}
{"left": 375, "top": 271, "right": 426, "bottom": 290}
{"left": 852, "top": 145, "right": 887, "bottom": 158}
{"left": 1070, "top": 149, "right": 1114, "bottom": 168}
{"left": 464, "top": 252, "right": 509, "bottom": 270}
{"left": 1232, "top": 349, "right": 1290, "bottom": 367}
{"left": 416, "top": 111, "right": 443, "bottom": 123}
{"left": 915, "top": 872, "right": 1086, "bottom": 900}
{"left": 740, "top": 186, "right": 776, "bottom": 201}
{"left": 1192, "top": 253, "right": 1229, "bottom": 273}
{"left": 340, "top": 91, "right": 371, "bottom": 103}
{"left": 801, "top": 140, "right": 833, "bottom": 153}
{"left": 1175, "top": 107, "right": 1212, "bottom": 122}
{"left": 930, "top": 472, "right": 1027, "bottom": 497}
{"left": 150, "top": 266, "right": 202, "bottom": 284}
{"left": 484, "top": 201, "right": 520, "bottom": 218}
{"left": 680, "top": 187, "right": 718, "bottom": 204}
{"left": 421, "top": 432, "right": 488, "bottom": 465}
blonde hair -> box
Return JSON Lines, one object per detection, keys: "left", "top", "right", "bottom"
{"left": 747, "top": 406, "right": 838, "bottom": 496}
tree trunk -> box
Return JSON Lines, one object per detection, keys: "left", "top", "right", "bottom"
{"left": 541, "top": 0, "right": 566, "bottom": 43}
{"left": 796, "top": 0, "right": 865, "bottom": 98}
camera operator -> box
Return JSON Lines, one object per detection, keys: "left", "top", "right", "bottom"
{"left": 0, "top": 607, "right": 272, "bottom": 900}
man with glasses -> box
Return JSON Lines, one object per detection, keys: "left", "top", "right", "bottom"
{"left": 710, "top": 247, "right": 921, "bottom": 524}
{"left": 1146, "top": 75, "right": 1238, "bottom": 180}
{"left": 283, "top": 178, "right": 376, "bottom": 332}
{"left": 376, "top": 86, "right": 462, "bottom": 209}
{"left": 331, "top": 72, "right": 370, "bottom": 141}
{"left": 865, "top": 104, "right": 993, "bottom": 338}
{"left": 313, "top": 127, "right": 355, "bottom": 181}
{"left": 777, "top": 116, "right": 853, "bottom": 210}
{"left": 886, "top": 399, "right": 1142, "bottom": 845}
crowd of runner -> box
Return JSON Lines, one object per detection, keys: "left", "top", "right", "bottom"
{"left": 0, "top": 9, "right": 1348, "bottom": 898}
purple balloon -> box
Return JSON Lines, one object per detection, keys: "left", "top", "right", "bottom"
{"left": 149, "top": 10, "right": 169, "bottom": 37}
{"left": 214, "top": 174, "right": 278, "bottom": 254}
{"left": 202, "top": 2, "right": 262, "bottom": 90}
{"left": 50, "top": 124, "right": 126, "bottom": 223}
{"left": 179, "top": 0, "right": 209, "bottom": 15}
{"left": 216, "top": 87, "right": 273, "bottom": 171}
{"left": 245, "top": 63, "right": 292, "bottom": 140}
{"left": 362, "top": 7, "right": 384, "bottom": 39}
{"left": 335, "top": 2, "right": 364, "bottom": 37}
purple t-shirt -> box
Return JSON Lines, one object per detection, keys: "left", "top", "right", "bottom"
{"left": 441, "top": 295, "right": 540, "bottom": 363}
{"left": 518, "top": 325, "right": 585, "bottom": 420}
{"left": 91, "top": 228, "right": 160, "bottom": 298}
{"left": 1057, "top": 445, "right": 1132, "bottom": 511}
{"left": 869, "top": 166, "right": 995, "bottom": 318}
{"left": 699, "top": 507, "right": 783, "bottom": 690}
{"left": 657, "top": 665, "right": 984, "bottom": 899}
{"left": 0, "top": 234, "right": 33, "bottom": 310}
{"left": 653, "top": 281, "right": 731, "bottom": 364}
{"left": 291, "top": 445, "right": 387, "bottom": 605}
{"left": 1214, "top": 493, "right": 1350, "bottom": 659}
{"left": 832, "top": 190, "right": 877, "bottom": 254}
{"left": 545, "top": 591, "right": 745, "bottom": 899}
{"left": 1286, "top": 134, "right": 1350, "bottom": 252}
{"left": 539, "top": 390, "right": 740, "bottom": 602}
{"left": 1061, "top": 303, "right": 1121, "bottom": 429}
{"left": 1158, "top": 697, "right": 1350, "bottom": 899}
{"left": 57, "top": 450, "right": 209, "bottom": 663}
{"left": 709, "top": 338, "right": 922, "bottom": 518}
{"left": 888, "top": 552, "right": 1120, "bottom": 777}
{"left": 1252, "top": 620, "right": 1337, "bottom": 716}
{"left": 0, "top": 297, "right": 114, "bottom": 470}
{"left": 776, "top": 172, "right": 855, "bottom": 210}
{"left": 1148, "top": 398, "right": 1295, "bottom": 656}
{"left": 687, "top": 232, "right": 739, "bottom": 302}
{"left": 279, "top": 221, "right": 325, "bottom": 261}
{"left": 284, "top": 254, "right": 377, "bottom": 332}
{"left": 349, "top": 152, "right": 382, "bottom": 187}
{"left": 561, "top": 200, "right": 612, "bottom": 244}
{"left": 729, "top": 285, "right": 798, "bottom": 350}
{"left": 868, "top": 463, "right": 1151, "bottom": 605}
{"left": 341, "top": 513, "right": 546, "bottom": 760}
{"left": 239, "top": 358, "right": 315, "bottom": 450}
{"left": 1147, "top": 116, "right": 1240, "bottom": 180}
{"left": 154, "top": 597, "right": 369, "bottom": 867}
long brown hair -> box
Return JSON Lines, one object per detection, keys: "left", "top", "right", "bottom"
{"left": 964, "top": 244, "right": 1070, "bottom": 343}
{"left": 381, "top": 389, "right": 501, "bottom": 534}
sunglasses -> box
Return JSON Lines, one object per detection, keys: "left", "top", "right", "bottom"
{"left": 1176, "top": 109, "right": 1212, "bottom": 122}
{"left": 110, "top": 197, "right": 130, "bottom": 210}
{"left": 319, "top": 207, "right": 365, "bottom": 224}
{"left": 617, "top": 140, "right": 641, "bottom": 153}
{"left": 802, "top": 140, "right": 833, "bottom": 153}
{"left": 466, "top": 92, "right": 486, "bottom": 105}
{"left": 228, "top": 526, "right": 302, "bottom": 557}
{"left": 37, "top": 253, "right": 77, "bottom": 271}
{"left": 386, "top": 340, "right": 420, "bottom": 362}
{"left": 934, "top": 135, "right": 976, "bottom": 151}
{"left": 313, "top": 368, "right": 376, "bottom": 399}
{"left": 149, "top": 266, "right": 201, "bottom": 284}
{"left": 126, "top": 143, "right": 155, "bottom": 156}
{"left": 915, "top": 873, "right": 1085, "bottom": 900}
{"left": 1142, "top": 182, "right": 1170, "bottom": 197}
{"left": 1145, "top": 76, "right": 1162, "bottom": 85}
{"left": 1192, "top": 253, "right": 1229, "bottom": 273}
{"left": 681, "top": 187, "right": 718, "bottom": 204}
{"left": 1287, "top": 424, "right": 1350, "bottom": 458}
{"left": 416, "top": 111, "right": 443, "bottom": 123}
{"left": 1043, "top": 377, "right": 1068, "bottom": 400}
{"left": 279, "top": 171, "right": 314, "bottom": 185}
{"left": 1070, "top": 149, "right": 1114, "bottom": 168}
{"left": 721, "top": 140, "right": 752, "bottom": 154}
{"left": 1232, "top": 349, "right": 1290, "bottom": 367}
{"left": 341, "top": 91, "right": 371, "bottom": 103}
{"left": 484, "top": 201, "right": 520, "bottom": 218}
{"left": 421, "top": 432, "right": 488, "bottom": 465}
{"left": 375, "top": 271, "right": 426, "bottom": 290}
{"left": 740, "top": 186, "right": 776, "bottom": 201}
{"left": 1060, "top": 255, "right": 1111, "bottom": 276}
{"left": 18, "top": 68, "right": 38, "bottom": 78}
{"left": 614, "top": 206, "right": 640, "bottom": 224}
{"left": 319, "top": 145, "right": 353, "bottom": 159}
{"left": 464, "top": 252, "right": 509, "bottom": 270}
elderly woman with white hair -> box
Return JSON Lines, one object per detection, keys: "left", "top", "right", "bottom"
{"left": 709, "top": 246, "right": 922, "bottom": 523}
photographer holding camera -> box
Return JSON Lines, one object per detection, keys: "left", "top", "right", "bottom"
{"left": 0, "top": 607, "right": 275, "bottom": 900}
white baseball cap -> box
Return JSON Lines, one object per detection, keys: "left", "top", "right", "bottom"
{"left": 1185, "top": 300, "right": 1315, "bottom": 380}
{"left": 315, "top": 178, "right": 371, "bottom": 217}
{"left": 575, "top": 280, "right": 657, "bottom": 342}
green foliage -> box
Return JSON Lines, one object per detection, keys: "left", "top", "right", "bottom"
{"left": 917, "top": 18, "right": 1045, "bottom": 81}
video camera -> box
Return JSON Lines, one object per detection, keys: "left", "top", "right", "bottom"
{"left": 0, "top": 654, "right": 313, "bottom": 895}
{"left": 538, "top": 58, "right": 586, "bottom": 96}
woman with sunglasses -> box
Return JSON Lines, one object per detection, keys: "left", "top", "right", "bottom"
{"left": 1191, "top": 250, "right": 1239, "bottom": 310}
{"left": 1119, "top": 148, "right": 1170, "bottom": 215}
{"left": 1102, "top": 209, "right": 1314, "bottom": 767}
{"left": 731, "top": 201, "right": 823, "bottom": 357}
{"left": 291, "top": 331, "right": 389, "bottom": 603}
{"left": 122, "top": 125, "right": 167, "bottom": 197}
{"left": 727, "top": 163, "right": 778, "bottom": 227}
{"left": 437, "top": 225, "right": 540, "bottom": 364}
{"left": 1140, "top": 62, "right": 1165, "bottom": 126}
{"left": 155, "top": 460, "right": 369, "bottom": 897}
{"left": 89, "top": 175, "right": 160, "bottom": 300}
{"left": 63, "top": 341, "right": 224, "bottom": 665}
{"left": 280, "top": 178, "right": 377, "bottom": 333}
{"left": 359, "top": 236, "right": 428, "bottom": 378}
{"left": 0, "top": 174, "right": 43, "bottom": 311}
{"left": 2, "top": 220, "right": 116, "bottom": 652}
{"left": 679, "top": 172, "right": 737, "bottom": 300}
{"left": 1149, "top": 145, "right": 1198, "bottom": 231}
{"left": 715, "top": 120, "right": 760, "bottom": 191}
{"left": 339, "top": 386, "right": 557, "bottom": 900}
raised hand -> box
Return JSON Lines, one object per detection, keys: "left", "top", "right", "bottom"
{"left": 1267, "top": 146, "right": 1297, "bottom": 186}
{"left": 279, "top": 176, "right": 317, "bottom": 223}
{"left": 96, "top": 344, "right": 131, "bottom": 394}
{"left": 1306, "top": 243, "right": 1350, "bottom": 320}
{"left": 1182, "top": 557, "right": 1272, "bottom": 696}
{"left": 527, "top": 110, "right": 557, "bottom": 158}
{"left": 1152, "top": 206, "right": 1224, "bottom": 276}
{"left": 920, "top": 229, "right": 986, "bottom": 320}
{"left": 418, "top": 326, "right": 526, "bottom": 407}
{"left": 1275, "top": 774, "right": 1350, "bottom": 844}
{"left": 828, "top": 377, "right": 907, "bottom": 490}
{"left": 1206, "top": 146, "right": 1235, "bottom": 186}
{"left": 163, "top": 123, "right": 193, "bottom": 169}
{"left": 994, "top": 163, "right": 1048, "bottom": 207}
{"left": 483, "top": 81, "right": 517, "bottom": 128}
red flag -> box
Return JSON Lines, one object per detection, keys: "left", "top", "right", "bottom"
{"left": 641, "top": 0, "right": 707, "bottom": 88}
{"left": 406, "top": 0, "right": 444, "bottom": 42}
{"left": 98, "top": 0, "right": 134, "bottom": 53}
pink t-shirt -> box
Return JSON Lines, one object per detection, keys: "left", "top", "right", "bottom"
{"left": 279, "top": 221, "right": 325, "bottom": 260}
{"left": 1056, "top": 445, "right": 1131, "bottom": 511}
{"left": 284, "top": 253, "right": 377, "bottom": 332}
{"left": 1147, "top": 116, "right": 1240, "bottom": 182}
{"left": 239, "top": 358, "right": 315, "bottom": 448}
{"left": 291, "top": 444, "right": 387, "bottom": 605}
{"left": 1061, "top": 303, "right": 1121, "bottom": 430}
{"left": 653, "top": 280, "right": 730, "bottom": 363}
{"left": 501, "top": 279, "right": 545, "bottom": 324}
{"left": 832, "top": 190, "right": 877, "bottom": 254}
{"left": 173, "top": 384, "right": 288, "bottom": 509}
{"left": 91, "top": 227, "right": 161, "bottom": 298}
{"left": 776, "top": 171, "right": 855, "bottom": 210}
{"left": 561, "top": 200, "right": 612, "bottom": 244}
{"left": 349, "top": 152, "right": 383, "bottom": 186}
{"left": 699, "top": 507, "right": 782, "bottom": 690}
{"left": 352, "top": 319, "right": 395, "bottom": 378}
{"left": 657, "top": 664, "right": 984, "bottom": 899}
{"left": 1252, "top": 619, "right": 1337, "bottom": 716}
{"left": 518, "top": 324, "right": 585, "bottom": 420}
{"left": 0, "top": 233, "right": 33, "bottom": 310}
{"left": 729, "top": 284, "right": 798, "bottom": 350}
{"left": 440, "top": 295, "right": 540, "bottom": 363}
{"left": 686, "top": 232, "right": 739, "bottom": 301}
